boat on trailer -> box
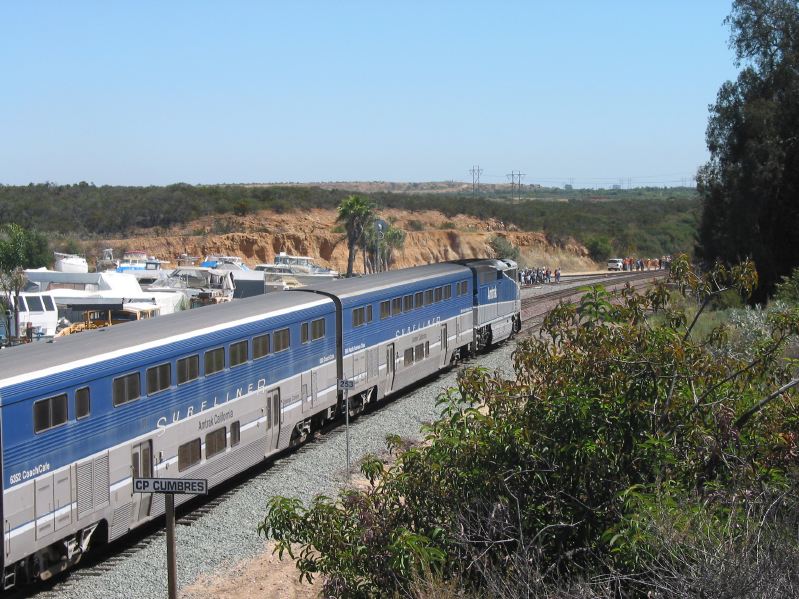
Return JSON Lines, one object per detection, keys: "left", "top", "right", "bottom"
{"left": 53, "top": 252, "right": 88, "bottom": 274}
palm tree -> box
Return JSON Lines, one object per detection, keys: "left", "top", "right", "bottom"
{"left": 337, "top": 195, "right": 375, "bottom": 277}
{"left": 381, "top": 225, "right": 406, "bottom": 271}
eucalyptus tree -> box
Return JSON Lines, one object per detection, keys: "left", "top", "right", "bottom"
{"left": 696, "top": 0, "right": 799, "bottom": 301}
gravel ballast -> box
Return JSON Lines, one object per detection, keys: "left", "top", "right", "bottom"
{"left": 38, "top": 340, "right": 519, "bottom": 599}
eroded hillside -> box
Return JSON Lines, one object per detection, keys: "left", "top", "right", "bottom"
{"left": 88, "top": 208, "right": 596, "bottom": 272}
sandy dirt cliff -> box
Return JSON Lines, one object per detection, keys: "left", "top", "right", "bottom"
{"left": 92, "top": 208, "right": 595, "bottom": 272}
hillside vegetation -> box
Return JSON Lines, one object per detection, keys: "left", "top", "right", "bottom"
{"left": 0, "top": 184, "right": 698, "bottom": 259}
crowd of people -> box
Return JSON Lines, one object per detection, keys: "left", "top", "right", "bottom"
{"left": 620, "top": 256, "right": 672, "bottom": 271}
{"left": 518, "top": 267, "right": 561, "bottom": 286}
{"left": 517, "top": 255, "right": 672, "bottom": 288}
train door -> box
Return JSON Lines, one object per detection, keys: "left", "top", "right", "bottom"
{"left": 301, "top": 373, "right": 312, "bottom": 414}
{"left": 385, "top": 343, "right": 395, "bottom": 393}
{"left": 265, "top": 388, "right": 281, "bottom": 451}
{"left": 440, "top": 324, "right": 448, "bottom": 366}
{"left": 53, "top": 468, "right": 72, "bottom": 532}
{"left": 311, "top": 370, "right": 319, "bottom": 409}
{"left": 34, "top": 473, "right": 54, "bottom": 539}
{"left": 367, "top": 348, "right": 379, "bottom": 382}
{"left": 130, "top": 441, "right": 153, "bottom": 523}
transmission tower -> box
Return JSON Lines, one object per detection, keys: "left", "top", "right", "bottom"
{"left": 469, "top": 165, "right": 483, "bottom": 195}
{"left": 506, "top": 170, "right": 526, "bottom": 202}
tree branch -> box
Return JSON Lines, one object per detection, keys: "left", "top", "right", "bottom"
{"left": 734, "top": 378, "right": 799, "bottom": 430}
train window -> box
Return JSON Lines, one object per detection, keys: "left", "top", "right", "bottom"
{"left": 178, "top": 438, "right": 201, "bottom": 472}
{"left": 366, "top": 305, "right": 373, "bottom": 323}
{"left": 425, "top": 341, "right": 430, "bottom": 357}
{"left": 414, "top": 292, "right": 423, "bottom": 309}
{"left": 403, "top": 295, "right": 413, "bottom": 312}
{"left": 205, "top": 347, "right": 225, "bottom": 375}
{"left": 113, "top": 373, "right": 141, "bottom": 407}
{"left": 206, "top": 427, "right": 227, "bottom": 459}
{"left": 253, "top": 334, "right": 270, "bottom": 359}
{"left": 147, "top": 363, "right": 171, "bottom": 395}
{"left": 380, "top": 300, "right": 390, "bottom": 320}
{"left": 301, "top": 322, "right": 310, "bottom": 344}
{"left": 424, "top": 289, "right": 433, "bottom": 305}
{"left": 230, "top": 340, "right": 248, "bottom": 366}
{"left": 230, "top": 420, "right": 241, "bottom": 447}
{"left": 458, "top": 281, "right": 469, "bottom": 295}
{"left": 415, "top": 343, "right": 425, "bottom": 361}
{"left": 177, "top": 355, "right": 199, "bottom": 384}
{"left": 392, "top": 297, "right": 402, "bottom": 315}
{"left": 76, "top": 387, "right": 90, "bottom": 419}
{"left": 311, "top": 318, "right": 325, "bottom": 340}
{"left": 353, "top": 307, "right": 366, "bottom": 327}
{"left": 403, "top": 347, "right": 414, "bottom": 366}
{"left": 443, "top": 284, "right": 452, "bottom": 300}
{"left": 274, "top": 328, "right": 290, "bottom": 352}
{"left": 33, "top": 393, "right": 68, "bottom": 433}
{"left": 434, "top": 287, "right": 442, "bottom": 302}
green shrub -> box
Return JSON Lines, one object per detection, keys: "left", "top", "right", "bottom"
{"left": 586, "top": 236, "right": 613, "bottom": 261}
{"left": 774, "top": 266, "right": 799, "bottom": 303}
{"left": 488, "top": 235, "right": 520, "bottom": 261}
{"left": 260, "top": 257, "right": 799, "bottom": 597}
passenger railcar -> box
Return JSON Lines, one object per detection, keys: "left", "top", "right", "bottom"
{"left": 0, "top": 260, "right": 519, "bottom": 589}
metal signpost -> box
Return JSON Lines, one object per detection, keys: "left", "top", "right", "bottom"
{"left": 337, "top": 379, "right": 354, "bottom": 472}
{"left": 133, "top": 478, "right": 208, "bottom": 599}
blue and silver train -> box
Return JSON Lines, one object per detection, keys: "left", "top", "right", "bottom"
{"left": 0, "top": 259, "right": 519, "bottom": 588}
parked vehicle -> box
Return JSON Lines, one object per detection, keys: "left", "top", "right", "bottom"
{"left": 607, "top": 258, "right": 624, "bottom": 271}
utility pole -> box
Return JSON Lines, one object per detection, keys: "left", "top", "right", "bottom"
{"left": 469, "top": 165, "right": 483, "bottom": 195}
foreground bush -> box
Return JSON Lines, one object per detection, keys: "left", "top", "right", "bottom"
{"left": 260, "top": 255, "right": 799, "bottom": 597}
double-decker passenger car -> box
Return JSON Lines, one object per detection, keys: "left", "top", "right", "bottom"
{"left": 0, "top": 259, "right": 519, "bottom": 589}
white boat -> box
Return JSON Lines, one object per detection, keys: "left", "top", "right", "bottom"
{"left": 254, "top": 252, "right": 338, "bottom": 285}
{"left": 151, "top": 266, "right": 236, "bottom": 306}
{"left": 198, "top": 255, "right": 270, "bottom": 297}
{"left": 23, "top": 269, "right": 185, "bottom": 320}
{"left": 116, "top": 251, "right": 168, "bottom": 271}
{"left": 114, "top": 251, "right": 169, "bottom": 286}
{"left": 53, "top": 252, "right": 88, "bottom": 274}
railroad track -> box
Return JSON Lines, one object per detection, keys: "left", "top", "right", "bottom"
{"left": 21, "top": 269, "right": 667, "bottom": 598}
{"left": 519, "top": 270, "right": 666, "bottom": 334}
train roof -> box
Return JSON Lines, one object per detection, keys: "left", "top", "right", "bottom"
{"left": 296, "top": 262, "right": 471, "bottom": 300}
{"left": 0, "top": 291, "right": 331, "bottom": 386}
{"left": 453, "top": 258, "right": 517, "bottom": 272}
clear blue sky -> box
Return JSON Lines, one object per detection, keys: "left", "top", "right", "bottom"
{"left": 1, "top": 1, "right": 738, "bottom": 187}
